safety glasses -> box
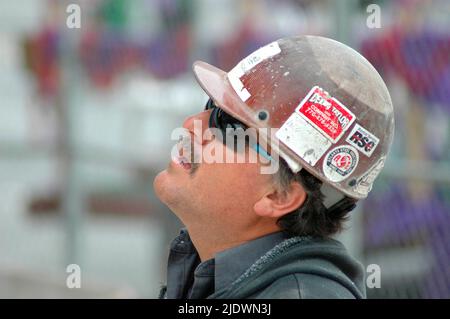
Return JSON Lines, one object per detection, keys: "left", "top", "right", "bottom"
{"left": 204, "top": 98, "right": 273, "bottom": 161}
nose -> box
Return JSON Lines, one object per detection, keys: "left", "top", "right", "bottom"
{"left": 182, "top": 110, "right": 211, "bottom": 144}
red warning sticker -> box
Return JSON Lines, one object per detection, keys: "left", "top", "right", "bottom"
{"left": 296, "top": 86, "right": 356, "bottom": 143}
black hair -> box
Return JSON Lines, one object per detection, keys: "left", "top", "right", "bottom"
{"left": 274, "top": 158, "right": 357, "bottom": 238}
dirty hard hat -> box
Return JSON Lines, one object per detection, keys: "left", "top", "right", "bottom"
{"left": 192, "top": 35, "right": 394, "bottom": 202}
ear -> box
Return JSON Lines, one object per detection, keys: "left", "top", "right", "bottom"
{"left": 253, "top": 182, "right": 307, "bottom": 218}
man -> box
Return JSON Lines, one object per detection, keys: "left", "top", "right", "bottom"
{"left": 154, "top": 35, "right": 394, "bottom": 299}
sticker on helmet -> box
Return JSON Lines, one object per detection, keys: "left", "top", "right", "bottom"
{"left": 354, "top": 157, "right": 385, "bottom": 195}
{"left": 345, "top": 123, "right": 380, "bottom": 157}
{"left": 228, "top": 41, "right": 281, "bottom": 102}
{"left": 276, "top": 113, "right": 332, "bottom": 166}
{"left": 296, "top": 86, "right": 356, "bottom": 143}
{"left": 323, "top": 145, "right": 359, "bottom": 182}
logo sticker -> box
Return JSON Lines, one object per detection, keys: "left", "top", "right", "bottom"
{"left": 346, "top": 123, "right": 379, "bottom": 157}
{"left": 296, "top": 86, "right": 356, "bottom": 143}
{"left": 323, "top": 145, "right": 359, "bottom": 182}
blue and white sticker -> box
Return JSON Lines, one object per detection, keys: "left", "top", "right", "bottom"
{"left": 345, "top": 123, "right": 379, "bottom": 157}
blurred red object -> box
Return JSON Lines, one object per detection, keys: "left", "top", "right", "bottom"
{"left": 23, "top": 28, "right": 60, "bottom": 98}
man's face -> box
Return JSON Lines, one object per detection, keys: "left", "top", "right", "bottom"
{"left": 153, "top": 107, "right": 274, "bottom": 229}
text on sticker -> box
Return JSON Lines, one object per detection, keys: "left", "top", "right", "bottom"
{"left": 296, "top": 86, "right": 355, "bottom": 143}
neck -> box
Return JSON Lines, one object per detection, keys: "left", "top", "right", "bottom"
{"left": 185, "top": 221, "right": 281, "bottom": 261}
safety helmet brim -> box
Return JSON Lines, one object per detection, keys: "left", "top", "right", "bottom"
{"left": 193, "top": 61, "right": 253, "bottom": 128}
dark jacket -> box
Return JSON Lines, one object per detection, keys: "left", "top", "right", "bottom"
{"left": 159, "top": 229, "right": 366, "bottom": 299}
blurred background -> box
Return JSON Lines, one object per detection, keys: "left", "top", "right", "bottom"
{"left": 0, "top": 0, "right": 449, "bottom": 298}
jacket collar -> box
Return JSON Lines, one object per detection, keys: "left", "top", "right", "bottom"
{"left": 214, "top": 231, "right": 287, "bottom": 292}
{"left": 166, "top": 228, "right": 287, "bottom": 296}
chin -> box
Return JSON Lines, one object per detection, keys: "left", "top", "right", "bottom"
{"left": 153, "top": 169, "right": 184, "bottom": 211}
{"left": 153, "top": 169, "right": 170, "bottom": 202}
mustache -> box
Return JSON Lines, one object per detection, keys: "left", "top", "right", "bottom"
{"left": 177, "top": 135, "right": 194, "bottom": 163}
{"left": 177, "top": 135, "right": 202, "bottom": 175}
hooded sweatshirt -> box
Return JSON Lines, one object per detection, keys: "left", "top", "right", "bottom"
{"left": 160, "top": 229, "right": 366, "bottom": 299}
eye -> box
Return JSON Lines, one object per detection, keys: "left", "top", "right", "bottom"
{"left": 206, "top": 99, "right": 248, "bottom": 143}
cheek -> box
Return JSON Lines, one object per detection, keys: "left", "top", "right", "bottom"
{"left": 193, "top": 162, "right": 270, "bottom": 209}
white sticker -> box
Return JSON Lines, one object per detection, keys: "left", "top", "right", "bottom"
{"left": 345, "top": 123, "right": 380, "bottom": 157}
{"left": 322, "top": 145, "right": 359, "bottom": 182}
{"left": 276, "top": 113, "right": 332, "bottom": 166}
{"left": 228, "top": 74, "right": 251, "bottom": 101}
{"left": 354, "top": 157, "right": 385, "bottom": 195}
{"left": 228, "top": 41, "right": 281, "bottom": 102}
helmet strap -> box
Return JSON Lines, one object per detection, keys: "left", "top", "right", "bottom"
{"left": 321, "top": 183, "right": 357, "bottom": 214}
{"left": 326, "top": 197, "right": 358, "bottom": 216}
{"left": 321, "top": 183, "right": 346, "bottom": 209}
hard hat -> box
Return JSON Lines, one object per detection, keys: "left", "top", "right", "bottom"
{"left": 192, "top": 35, "right": 394, "bottom": 202}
